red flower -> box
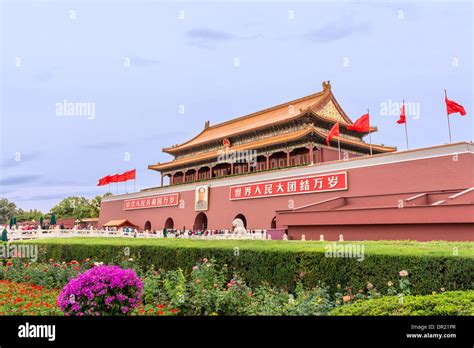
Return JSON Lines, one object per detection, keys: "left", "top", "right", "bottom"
{"left": 6, "top": 262, "right": 12, "bottom": 267}
{"left": 71, "top": 260, "right": 78, "bottom": 265}
{"left": 53, "top": 263, "right": 59, "bottom": 267}
{"left": 157, "top": 304, "right": 163, "bottom": 309}
{"left": 74, "top": 266, "right": 80, "bottom": 271}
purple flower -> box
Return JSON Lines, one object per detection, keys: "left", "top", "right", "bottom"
{"left": 57, "top": 265, "right": 143, "bottom": 316}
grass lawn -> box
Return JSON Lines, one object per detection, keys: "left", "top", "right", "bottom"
{"left": 20, "top": 237, "right": 474, "bottom": 257}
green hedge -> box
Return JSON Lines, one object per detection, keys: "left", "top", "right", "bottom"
{"left": 18, "top": 238, "right": 474, "bottom": 295}
{"left": 331, "top": 291, "right": 474, "bottom": 316}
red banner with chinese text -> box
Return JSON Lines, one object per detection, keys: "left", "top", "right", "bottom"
{"left": 229, "top": 172, "right": 347, "bottom": 200}
{"left": 123, "top": 193, "right": 179, "bottom": 210}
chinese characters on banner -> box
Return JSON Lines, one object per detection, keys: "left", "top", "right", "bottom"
{"left": 123, "top": 193, "right": 179, "bottom": 210}
{"left": 229, "top": 172, "right": 347, "bottom": 200}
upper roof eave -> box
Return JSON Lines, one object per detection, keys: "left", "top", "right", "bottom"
{"left": 149, "top": 125, "right": 396, "bottom": 172}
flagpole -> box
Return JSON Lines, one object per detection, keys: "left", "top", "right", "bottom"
{"left": 403, "top": 100, "right": 409, "bottom": 150}
{"left": 116, "top": 170, "right": 119, "bottom": 195}
{"left": 125, "top": 180, "right": 127, "bottom": 194}
{"left": 444, "top": 90, "right": 452, "bottom": 144}
{"left": 134, "top": 168, "right": 136, "bottom": 192}
{"left": 367, "top": 108, "right": 373, "bottom": 156}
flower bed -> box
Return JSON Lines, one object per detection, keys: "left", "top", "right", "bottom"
{"left": 0, "top": 280, "right": 62, "bottom": 315}
{"left": 20, "top": 238, "right": 474, "bottom": 295}
{"left": 0, "top": 257, "right": 471, "bottom": 316}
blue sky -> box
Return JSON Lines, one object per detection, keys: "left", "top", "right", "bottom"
{"left": 1, "top": 0, "right": 473, "bottom": 212}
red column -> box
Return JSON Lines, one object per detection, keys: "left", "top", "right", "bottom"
{"left": 208, "top": 166, "right": 212, "bottom": 178}
{"left": 247, "top": 161, "right": 251, "bottom": 173}
{"left": 171, "top": 173, "right": 174, "bottom": 185}
{"left": 287, "top": 151, "right": 290, "bottom": 166}
{"left": 266, "top": 155, "right": 270, "bottom": 170}
{"left": 309, "top": 143, "right": 313, "bottom": 164}
{"left": 195, "top": 169, "right": 198, "bottom": 181}
{"left": 231, "top": 162, "right": 234, "bottom": 175}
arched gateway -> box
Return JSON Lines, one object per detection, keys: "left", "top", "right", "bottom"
{"left": 234, "top": 214, "right": 247, "bottom": 228}
{"left": 194, "top": 212, "right": 208, "bottom": 231}
{"left": 271, "top": 217, "right": 277, "bottom": 229}
{"left": 164, "top": 217, "right": 174, "bottom": 229}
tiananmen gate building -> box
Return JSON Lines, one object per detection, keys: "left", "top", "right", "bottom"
{"left": 98, "top": 81, "right": 474, "bottom": 241}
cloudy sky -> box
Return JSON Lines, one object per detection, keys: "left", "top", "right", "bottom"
{"left": 0, "top": 0, "right": 472, "bottom": 212}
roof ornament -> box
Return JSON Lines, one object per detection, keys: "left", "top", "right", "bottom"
{"left": 204, "top": 120, "right": 210, "bottom": 129}
{"left": 322, "top": 80, "right": 331, "bottom": 90}
{"left": 223, "top": 138, "right": 231, "bottom": 151}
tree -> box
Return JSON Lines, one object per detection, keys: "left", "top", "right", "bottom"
{"left": 49, "top": 193, "right": 112, "bottom": 219}
{"left": 0, "top": 198, "right": 17, "bottom": 224}
{"left": 16, "top": 209, "right": 43, "bottom": 222}
{"left": 50, "top": 196, "right": 92, "bottom": 219}
{"left": 89, "top": 193, "right": 112, "bottom": 218}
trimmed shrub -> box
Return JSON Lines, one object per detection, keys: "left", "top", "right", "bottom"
{"left": 330, "top": 291, "right": 474, "bottom": 316}
{"left": 24, "top": 239, "right": 474, "bottom": 295}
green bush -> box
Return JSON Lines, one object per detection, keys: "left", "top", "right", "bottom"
{"left": 331, "top": 291, "right": 474, "bottom": 316}
{"left": 19, "top": 238, "right": 474, "bottom": 295}
{"left": 143, "top": 258, "right": 335, "bottom": 316}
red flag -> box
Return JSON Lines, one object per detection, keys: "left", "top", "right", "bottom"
{"left": 397, "top": 102, "right": 406, "bottom": 124}
{"left": 116, "top": 173, "right": 127, "bottom": 182}
{"left": 124, "top": 169, "right": 136, "bottom": 180}
{"left": 97, "top": 175, "right": 110, "bottom": 186}
{"left": 347, "top": 113, "right": 370, "bottom": 132}
{"left": 108, "top": 174, "right": 119, "bottom": 183}
{"left": 326, "top": 122, "right": 340, "bottom": 146}
{"left": 445, "top": 97, "right": 466, "bottom": 116}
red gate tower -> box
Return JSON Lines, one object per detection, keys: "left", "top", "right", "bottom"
{"left": 99, "top": 81, "right": 474, "bottom": 241}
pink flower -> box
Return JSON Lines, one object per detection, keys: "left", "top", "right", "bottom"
{"left": 192, "top": 266, "right": 199, "bottom": 271}
{"left": 342, "top": 295, "right": 351, "bottom": 302}
{"left": 399, "top": 270, "right": 409, "bottom": 277}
